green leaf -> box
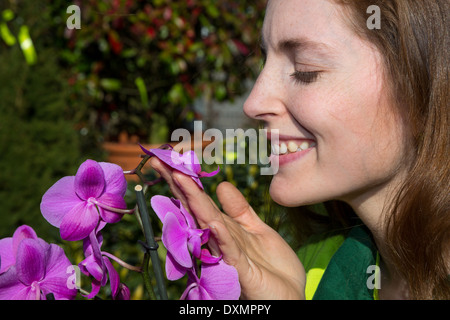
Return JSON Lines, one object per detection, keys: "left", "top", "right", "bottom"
{"left": 2, "top": 9, "right": 15, "bottom": 21}
{"left": 168, "top": 83, "right": 185, "bottom": 104}
{"left": 0, "top": 23, "right": 16, "bottom": 46}
{"left": 100, "top": 78, "right": 122, "bottom": 91}
{"left": 206, "top": 4, "right": 220, "bottom": 18}
{"left": 135, "top": 77, "right": 149, "bottom": 110}
{"left": 18, "top": 26, "right": 37, "bottom": 65}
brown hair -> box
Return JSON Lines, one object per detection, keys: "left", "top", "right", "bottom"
{"left": 317, "top": 0, "right": 450, "bottom": 299}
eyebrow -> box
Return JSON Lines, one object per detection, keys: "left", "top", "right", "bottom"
{"left": 260, "top": 34, "right": 336, "bottom": 61}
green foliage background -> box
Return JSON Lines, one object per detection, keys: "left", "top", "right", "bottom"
{"left": 0, "top": 0, "right": 292, "bottom": 300}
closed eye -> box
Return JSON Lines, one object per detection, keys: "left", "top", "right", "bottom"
{"left": 290, "top": 71, "right": 321, "bottom": 85}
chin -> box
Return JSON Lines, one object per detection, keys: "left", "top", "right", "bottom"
{"left": 269, "top": 176, "right": 332, "bottom": 208}
{"left": 269, "top": 181, "right": 307, "bottom": 208}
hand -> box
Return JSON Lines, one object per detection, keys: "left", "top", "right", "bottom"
{"left": 150, "top": 158, "right": 306, "bottom": 299}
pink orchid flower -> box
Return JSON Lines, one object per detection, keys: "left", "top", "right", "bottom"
{"left": 40, "top": 160, "right": 129, "bottom": 241}
{"left": 0, "top": 225, "right": 77, "bottom": 300}
{"left": 79, "top": 230, "right": 129, "bottom": 300}
{"left": 139, "top": 145, "right": 219, "bottom": 189}
{"left": 181, "top": 259, "right": 241, "bottom": 300}
{"left": 150, "top": 195, "right": 220, "bottom": 280}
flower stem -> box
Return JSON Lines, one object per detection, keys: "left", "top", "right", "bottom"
{"left": 141, "top": 253, "right": 157, "bottom": 300}
{"left": 132, "top": 155, "right": 152, "bottom": 183}
{"left": 135, "top": 184, "right": 168, "bottom": 300}
{"left": 124, "top": 153, "right": 165, "bottom": 186}
{"left": 101, "top": 251, "right": 142, "bottom": 273}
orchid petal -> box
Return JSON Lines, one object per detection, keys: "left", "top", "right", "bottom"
{"left": 43, "top": 244, "right": 74, "bottom": 279}
{"left": 83, "top": 279, "right": 102, "bottom": 299}
{"left": 114, "top": 283, "right": 130, "bottom": 300}
{"left": 15, "top": 239, "right": 46, "bottom": 285}
{"left": 82, "top": 231, "right": 103, "bottom": 257}
{"left": 87, "top": 230, "right": 104, "bottom": 273}
{"left": 12, "top": 225, "right": 38, "bottom": 253}
{"left": 0, "top": 226, "right": 76, "bottom": 300}
{"left": 200, "top": 229, "right": 211, "bottom": 245}
{"left": 198, "top": 165, "right": 220, "bottom": 177}
{"left": 104, "top": 257, "right": 119, "bottom": 297}
{"left": 0, "top": 238, "right": 14, "bottom": 274}
{"left": 97, "top": 192, "right": 127, "bottom": 223}
{"left": 140, "top": 146, "right": 200, "bottom": 177}
{"left": 40, "top": 275, "right": 77, "bottom": 300}
{"left": 179, "top": 151, "right": 202, "bottom": 174}
{"left": 150, "top": 195, "right": 184, "bottom": 223}
{"left": 179, "top": 201, "right": 197, "bottom": 229}
{"left": 187, "top": 229, "right": 203, "bottom": 258}
{"left": 199, "top": 249, "right": 222, "bottom": 264}
{"left": 40, "top": 244, "right": 77, "bottom": 300}
{"left": 0, "top": 266, "right": 28, "bottom": 300}
{"left": 165, "top": 252, "right": 187, "bottom": 281}
{"left": 185, "top": 285, "right": 213, "bottom": 300}
{"left": 99, "top": 162, "right": 127, "bottom": 197}
{"left": 199, "top": 260, "right": 240, "bottom": 300}
{"left": 141, "top": 145, "right": 219, "bottom": 191}
{"left": 96, "top": 220, "right": 108, "bottom": 233}
{"left": 10, "top": 226, "right": 51, "bottom": 261}
{"left": 183, "top": 268, "right": 214, "bottom": 300}
{"left": 74, "top": 160, "right": 105, "bottom": 200}
{"left": 162, "top": 212, "right": 192, "bottom": 268}
{"left": 60, "top": 201, "right": 99, "bottom": 241}
{"left": 40, "top": 176, "right": 81, "bottom": 228}
{"left": 0, "top": 267, "right": 35, "bottom": 300}
{"left": 80, "top": 255, "right": 103, "bottom": 281}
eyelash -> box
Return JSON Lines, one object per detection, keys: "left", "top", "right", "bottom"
{"left": 290, "top": 71, "right": 321, "bottom": 85}
{"left": 260, "top": 48, "right": 321, "bottom": 85}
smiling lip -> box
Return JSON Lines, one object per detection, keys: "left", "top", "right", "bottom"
{"left": 266, "top": 131, "right": 316, "bottom": 167}
{"left": 271, "top": 147, "right": 313, "bottom": 166}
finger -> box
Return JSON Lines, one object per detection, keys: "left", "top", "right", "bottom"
{"left": 149, "top": 157, "right": 189, "bottom": 210}
{"left": 216, "top": 181, "right": 262, "bottom": 228}
{"left": 208, "top": 220, "right": 252, "bottom": 288}
{"left": 173, "top": 172, "right": 257, "bottom": 291}
{"left": 172, "top": 171, "right": 223, "bottom": 228}
{"left": 171, "top": 171, "right": 226, "bottom": 256}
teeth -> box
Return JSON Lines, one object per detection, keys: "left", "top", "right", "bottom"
{"left": 287, "top": 141, "right": 298, "bottom": 153}
{"left": 299, "top": 141, "right": 310, "bottom": 151}
{"left": 271, "top": 144, "right": 280, "bottom": 155}
{"left": 271, "top": 140, "right": 315, "bottom": 155}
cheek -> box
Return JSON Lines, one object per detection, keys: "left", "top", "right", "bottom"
{"left": 323, "top": 88, "right": 408, "bottom": 194}
{"left": 283, "top": 79, "right": 406, "bottom": 203}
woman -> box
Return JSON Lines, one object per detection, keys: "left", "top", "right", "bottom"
{"left": 151, "top": 0, "right": 449, "bottom": 299}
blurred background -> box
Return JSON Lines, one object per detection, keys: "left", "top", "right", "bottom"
{"left": 0, "top": 0, "right": 296, "bottom": 299}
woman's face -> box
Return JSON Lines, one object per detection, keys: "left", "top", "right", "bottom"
{"left": 244, "top": 0, "right": 409, "bottom": 208}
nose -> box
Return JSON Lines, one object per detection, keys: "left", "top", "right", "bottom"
{"left": 243, "top": 61, "right": 285, "bottom": 122}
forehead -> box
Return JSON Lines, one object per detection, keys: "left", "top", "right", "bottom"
{"left": 263, "top": 0, "right": 350, "bottom": 51}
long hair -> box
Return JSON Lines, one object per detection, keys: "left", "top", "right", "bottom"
{"left": 324, "top": 0, "right": 450, "bottom": 299}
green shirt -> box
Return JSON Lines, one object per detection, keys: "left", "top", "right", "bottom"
{"left": 297, "top": 225, "right": 379, "bottom": 300}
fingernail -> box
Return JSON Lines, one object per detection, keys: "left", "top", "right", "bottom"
{"left": 173, "top": 173, "right": 183, "bottom": 188}
{"left": 208, "top": 224, "right": 218, "bottom": 236}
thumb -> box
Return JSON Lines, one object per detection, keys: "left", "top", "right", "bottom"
{"left": 216, "top": 182, "right": 261, "bottom": 226}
